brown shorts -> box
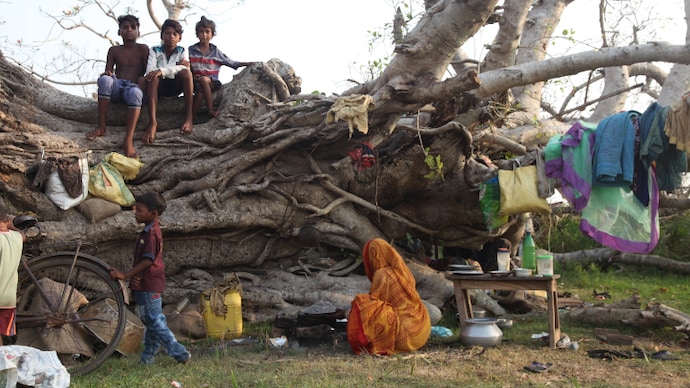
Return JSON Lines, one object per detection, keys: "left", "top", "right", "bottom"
{"left": 0, "top": 308, "right": 16, "bottom": 337}
{"left": 159, "top": 79, "right": 182, "bottom": 97}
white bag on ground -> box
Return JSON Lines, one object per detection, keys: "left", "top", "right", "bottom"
{"left": 0, "top": 345, "right": 70, "bottom": 388}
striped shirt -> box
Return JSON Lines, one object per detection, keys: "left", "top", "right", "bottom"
{"left": 188, "top": 43, "right": 241, "bottom": 81}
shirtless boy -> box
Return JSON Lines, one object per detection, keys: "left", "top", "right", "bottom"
{"left": 144, "top": 19, "right": 194, "bottom": 140}
{"left": 86, "top": 15, "right": 149, "bottom": 159}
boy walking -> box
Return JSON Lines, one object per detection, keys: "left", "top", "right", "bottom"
{"left": 144, "top": 19, "right": 194, "bottom": 139}
{"left": 188, "top": 16, "right": 255, "bottom": 119}
{"left": 108, "top": 192, "right": 191, "bottom": 365}
{"left": 0, "top": 204, "right": 26, "bottom": 346}
{"left": 86, "top": 15, "right": 149, "bottom": 159}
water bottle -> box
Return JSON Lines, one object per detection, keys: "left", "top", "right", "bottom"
{"left": 522, "top": 232, "right": 536, "bottom": 270}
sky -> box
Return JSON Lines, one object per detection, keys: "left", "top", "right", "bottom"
{"left": 0, "top": 0, "right": 401, "bottom": 96}
{"left": 0, "top": 0, "right": 686, "bottom": 97}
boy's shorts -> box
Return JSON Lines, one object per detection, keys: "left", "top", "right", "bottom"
{"left": 194, "top": 79, "right": 222, "bottom": 92}
{"left": 0, "top": 308, "right": 16, "bottom": 337}
{"left": 97, "top": 75, "right": 143, "bottom": 108}
{"left": 159, "top": 79, "right": 183, "bottom": 98}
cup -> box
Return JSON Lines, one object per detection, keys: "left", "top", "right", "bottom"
{"left": 496, "top": 248, "right": 511, "bottom": 271}
{"left": 536, "top": 254, "right": 554, "bottom": 276}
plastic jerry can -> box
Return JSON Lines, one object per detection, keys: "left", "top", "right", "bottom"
{"left": 201, "top": 291, "right": 243, "bottom": 340}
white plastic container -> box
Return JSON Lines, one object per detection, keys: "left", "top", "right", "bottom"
{"left": 537, "top": 254, "right": 554, "bottom": 276}
{"left": 496, "top": 248, "right": 511, "bottom": 271}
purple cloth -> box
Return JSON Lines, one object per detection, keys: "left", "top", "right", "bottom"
{"left": 544, "top": 121, "right": 596, "bottom": 211}
{"left": 580, "top": 167, "right": 659, "bottom": 254}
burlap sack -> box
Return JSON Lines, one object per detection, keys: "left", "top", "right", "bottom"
{"left": 78, "top": 197, "right": 121, "bottom": 223}
{"left": 163, "top": 303, "right": 207, "bottom": 340}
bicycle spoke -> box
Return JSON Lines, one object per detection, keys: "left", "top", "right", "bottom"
{"left": 16, "top": 253, "right": 128, "bottom": 376}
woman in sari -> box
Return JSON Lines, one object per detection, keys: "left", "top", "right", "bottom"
{"left": 347, "top": 238, "right": 431, "bottom": 355}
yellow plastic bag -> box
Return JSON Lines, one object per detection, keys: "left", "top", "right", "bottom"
{"left": 88, "top": 161, "right": 135, "bottom": 206}
{"left": 498, "top": 165, "right": 551, "bottom": 215}
{"left": 104, "top": 152, "right": 143, "bottom": 181}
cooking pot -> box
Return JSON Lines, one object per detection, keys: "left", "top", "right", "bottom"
{"left": 460, "top": 318, "right": 503, "bottom": 347}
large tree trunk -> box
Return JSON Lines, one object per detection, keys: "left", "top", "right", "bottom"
{"left": 4, "top": 1, "right": 690, "bottom": 321}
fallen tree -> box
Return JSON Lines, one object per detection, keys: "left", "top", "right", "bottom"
{"left": 4, "top": 1, "right": 690, "bottom": 321}
{"left": 568, "top": 295, "right": 690, "bottom": 336}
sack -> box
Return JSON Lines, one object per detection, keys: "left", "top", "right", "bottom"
{"left": 44, "top": 154, "right": 90, "bottom": 210}
{"left": 104, "top": 152, "right": 143, "bottom": 181}
{"left": 88, "top": 161, "right": 135, "bottom": 206}
{"left": 498, "top": 165, "right": 551, "bottom": 215}
{"left": 164, "top": 303, "right": 207, "bottom": 340}
{"left": 479, "top": 176, "right": 508, "bottom": 231}
{"left": 78, "top": 197, "right": 122, "bottom": 223}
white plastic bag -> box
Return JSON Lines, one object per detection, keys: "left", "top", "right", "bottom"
{"left": 0, "top": 345, "right": 70, "bottom": 388}
{"left": 0, "top": 354, "right": 18, "bottom": 388}
{"left": 44, "top": 153, "right": 90, "bottom": 210}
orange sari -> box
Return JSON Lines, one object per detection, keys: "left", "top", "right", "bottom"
{"left": 347, "top": 238, "right": 431, "bottom": 355}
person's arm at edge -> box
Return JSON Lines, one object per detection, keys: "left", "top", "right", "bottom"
{"left": 109, "top": 259, "right": 153, "bottom": 281}
{"left": 8, "top": 216, "right": 26, "bottom": 242}
{"left": 145, "top": 46, "right": 158, "bottom": 77}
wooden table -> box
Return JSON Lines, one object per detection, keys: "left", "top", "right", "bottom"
{"left": 446, "top": 273, "right": 561, "bottom": 348}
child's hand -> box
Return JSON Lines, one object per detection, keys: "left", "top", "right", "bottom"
{"left": 108, "top": 267, "right": 125, "bottom": 280}
{"left": 145, "top": 70, "right": 162, "bottom": 82}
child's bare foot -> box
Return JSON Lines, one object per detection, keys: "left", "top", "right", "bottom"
{"left": 210, "top": 110, "right": 219, "bottom": 118}
{"left": 142, "top": 124, "right": 157, "bottom": 144}
{"left": 86, "top": 127, "right": 106, "bottom": 140}
{"left": 180, "top": 120, "right": 193, "bottom": 135}
{"left": 123, "top": 144, "right": 138, "bottom": 159}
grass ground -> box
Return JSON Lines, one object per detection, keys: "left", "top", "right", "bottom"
{"left": 71, "top": 260, "right": 690, "bottom": 388}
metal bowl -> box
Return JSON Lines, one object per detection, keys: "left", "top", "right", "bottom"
{"left": 496, "top": 318, "right": 513, "bottom": 329}
{"left": 514, "top": 268, "right": 532, "bottom": 277}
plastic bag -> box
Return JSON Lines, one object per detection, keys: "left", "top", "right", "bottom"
{"left": 103, "top": 152, "right": 143, "bottom": 181}
{"left": 0, "top": 345, "right": 70, "bottom": 388}
{"left": 479, "top": 176, "right": 508, "bottom": 230}
{"left": 44, "top": 154, "right": 90, "bottom": 210}
{"left": 88, "top": 161, "right": 135, "bottom": 206}
{"left": 498, "top": 165, "right": 552, "bottom": 215}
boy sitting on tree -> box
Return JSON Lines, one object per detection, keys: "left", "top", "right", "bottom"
{"left": 86, "top": 15, "right": 149, "bottom": 159}
{"left": 188, "top": 16, "right": 255, "bottom": 119}
{"left": 144, "top": 19, "right": 194, "bottom": 140}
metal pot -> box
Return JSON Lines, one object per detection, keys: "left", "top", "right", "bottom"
{"left": 460, "top": 318, "right": 503, "bottom": 347}
{"left": 472, "top": 306, "right": 487, "bottom": 318}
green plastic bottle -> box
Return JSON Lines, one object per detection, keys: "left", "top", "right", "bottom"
{"left": 522, "top": 232, "right": 536, "bottom": 270}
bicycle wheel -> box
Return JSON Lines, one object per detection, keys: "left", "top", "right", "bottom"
{"left": 16, "top": 252, "right": 128, "bottom": 376}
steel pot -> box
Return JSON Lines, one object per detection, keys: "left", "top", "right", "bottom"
{"left": 460, "top": 318, "right": 503, "bottom": 347}
{"left": 472, "top": 306, "right": 487, "bottom": 318}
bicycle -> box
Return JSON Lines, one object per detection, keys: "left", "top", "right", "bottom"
{"left": 12, "top": 215, "right": 129, "bottom": 376}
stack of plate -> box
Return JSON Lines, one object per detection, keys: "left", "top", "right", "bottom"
{"left": 446, "top": 264, "right": 483, "bottom": 275}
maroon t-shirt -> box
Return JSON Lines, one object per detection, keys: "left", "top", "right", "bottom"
{"left": 129, "top": 220, "right": 166, "bottom": 293}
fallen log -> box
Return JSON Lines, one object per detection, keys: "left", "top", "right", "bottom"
{"left": 643, "top": 302, "right": 690, "bottom": 335}
{"left": 554, "top": 249, "right": 690, "bottom": 274}
{"left": 566, "top": 295, "right": 690, "bottom": 335}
